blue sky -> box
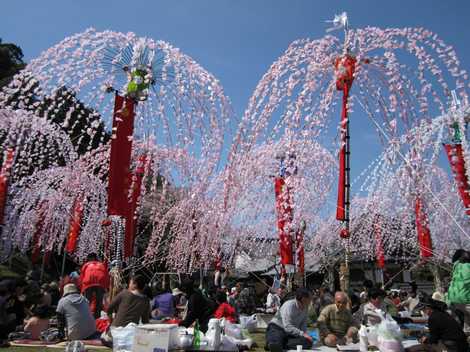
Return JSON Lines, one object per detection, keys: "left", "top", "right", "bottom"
{"left": 2, "top": 0, "right": 470, "bottom": 187}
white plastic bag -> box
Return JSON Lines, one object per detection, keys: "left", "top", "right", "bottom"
{"left": 224, "top": 321, "right": 243, "bottom": 339}
{"left": 222, "top": 335, "right": 254, "bottom": 349}
{"left": 239, "top": 314, "right": 257, "bottom": 333}
{"left": 221, "top": 335, "right": 238, "bottom": 351}
{"left": 376, "top": 313, "right": 404, "bottom": 352}
{"left": 111, "top": 323, "right": 137, "bottom": 352}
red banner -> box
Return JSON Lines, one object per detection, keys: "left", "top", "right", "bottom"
{"left": 107, "top": 93, "right": 135, "bottom": 217}
{"left": 335, "top": 55, "right": 356, "bottom": 223}
{"left": 0, "top": 148, "right": 14, "bottom": 224}
{"left": 415, "top": 197, "right": 433, "bottom": 258}
{"left": 274, "top": 177, "right": 293, "bottom": 265}
{"left": 374, "top": 220, "right": 385, "bottom": 269}
{"left": 65, "top": 196, "right": 84, "bottom": 253}
{"left": 123, "top": 154, "right": 147, "bottom": 258}
{"left": 444, "top": 143, "right": 470, "bottom": 215}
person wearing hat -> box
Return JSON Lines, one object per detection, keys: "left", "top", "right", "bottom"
{"left": 406, "top": 297, "right": 469, "bottom": 352}
{"left": 56, "top": 283, "right": 97, "bottom": 341}
{"left": 172, "top": 287, "right": 187, "bottom": 315}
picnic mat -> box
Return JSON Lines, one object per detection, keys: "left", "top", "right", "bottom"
{"left": 11, "top": 339, "right": 110, "bottom": 350}
{"left": 10, "top": 339, "right": 50, "bottom": 346}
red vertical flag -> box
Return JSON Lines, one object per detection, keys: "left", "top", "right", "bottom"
{"left": 374, "top": 220, "right": 385, "bottom": 269}
{"left": 274, "top": 177, "right": 293, "bottom": 265}
{"left": 107, "top": 93, "right": 135, "bottom": 217}
{"left": 444, "top": 143, "right": 470, "bottom": 215}
{"left": 0, "top": 148, "right": 14, "bottom": 225}
{"left": 415, "top": 197, "right": 433, "bottom": 258}
{"left": 66, "top": 196, "right": 84, "bottom": 254}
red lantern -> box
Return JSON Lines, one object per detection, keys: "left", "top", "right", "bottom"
{"left": 334, "top": 54, "right": 356, "bottom": 91}
{"left": 340, "top": 228, "right": 350, "bottom": 239}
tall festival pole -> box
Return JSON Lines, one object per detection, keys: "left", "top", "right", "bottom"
{"left": 104, "top": 68, "right": 150, "bottom": 272}
{"left": 330, "top": 13, "right": 356, "bottom": 292}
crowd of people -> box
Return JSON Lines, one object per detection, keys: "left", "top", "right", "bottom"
{"left": 0, "top": 248, "right": 468, "bottom": 352}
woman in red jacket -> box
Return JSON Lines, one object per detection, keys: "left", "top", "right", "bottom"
{"left": 214, "top": 291, "right": 237, "bottom": 323}
{"left": 79, "top": 253, "right": 109, "bottom": 319}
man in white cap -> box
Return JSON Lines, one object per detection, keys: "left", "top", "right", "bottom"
{"left": 56, "top": 283, "right": 97, "bottom": 340}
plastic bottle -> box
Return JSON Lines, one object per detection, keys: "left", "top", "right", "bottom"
{"left": 193, "top": 321, "right": 201, "bottom": 349}
{"left": 359, "top": 325, "right": 368, "bottom": 352}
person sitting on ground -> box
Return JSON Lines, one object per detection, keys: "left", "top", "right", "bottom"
{"left": 400, "top": 289, "right": 420, "bottom": 315}
{"left": 406, "top": 296, "right": 469, "bottom": 352}
{"left": 227, "top": 285, "right": 239, "bottom": 307}
{"left": 23, "top": 305, "right": 50, "bottom": 340}
{"left": 48, "top": 282, "right": 60, "bottom": 307}
{"left": 383, "top": 291, "right": 399, "bottom": 318}
{"left": 172, "top": 287, "right": 187, "bottom": 317}
{"left": 362, "top": 288, "right": 387, "bottom": 325}
{"left": 107, "top": 275, "right": 150, "bottom": 327}
{"left": 0, "top": 281, "right": 15, "bottom": 347}
{"left": 360, "top": 280, "right": 374, "bottom": 303}
{"left": 40, "top": 283, "right": 52, "bottom": 308}
{"left": 266, "top": 288, "right": 282, "bottom": 314}
{"left": 214, "top": 291, "right": 237, "bottom": 323}
{"left": 5, "top": 279, "right": 28, "bottom": 328}
{"left": 265, "top": 287, "right": 313, "bottom": 352}
{"left": 390, "top": 291, "right": 401, "bottom": 306}
{"left": 151, "top": 286, "right": 175, "bottom": 319}
{"left": 56, "top": 283, "right": 97, "bottom": 341}
{"left": 236, "top": 284, "right": 257, "bottom": 315}
{"left": 318, "top": 291, "right": 359, "bottom": 347}
{"left": 313, "top": 286, "right": 334, "bottom": 317}
{"left": 79, "top": 253, "right": 109, "bottom": 319}
{"left": 178, "top": 279, "right": 215, "bottom": 333}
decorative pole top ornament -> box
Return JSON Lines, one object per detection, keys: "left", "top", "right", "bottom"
{"left": 326, "top": 12, "right": 349, "bottom": 33}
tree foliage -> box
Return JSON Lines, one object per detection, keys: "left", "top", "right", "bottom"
{"left": 0, "top": 39, "right": 26, "bottom": 88}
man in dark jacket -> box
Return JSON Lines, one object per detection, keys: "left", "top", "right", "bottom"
{"left": 178, "top": 279, "right": 215, "bottom": 333}
{"left": 407, "top": 297, "right": 468, "bottom": 352}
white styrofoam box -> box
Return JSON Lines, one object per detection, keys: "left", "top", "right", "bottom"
{"left": 132, "top": 324, "right": 179, "bottom": 352}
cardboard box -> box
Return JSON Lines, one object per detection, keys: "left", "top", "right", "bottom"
{"left": 132, "top": 324, "right": 179, "bottom": 352}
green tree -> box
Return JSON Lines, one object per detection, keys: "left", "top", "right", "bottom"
{"left": 0, "top": 39, "right": 26, "bottom": 88}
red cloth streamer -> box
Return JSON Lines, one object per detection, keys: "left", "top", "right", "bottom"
{"left": 295, "top": 228, "right": 304, "bottom": 273}
{"left": 107, "top": 93, "right": 135, "bottom": 217}
{"left": 31, "top": 201, "right": 47, "bottom": 264}
{"left": 335, "top": 55, "right": 356, "bottom": 223}
{"left": 65, "top": 196, "right": 84, "bottom": 253}
{"left": 123, "top": 154, "right": 147, "bottom": 258}
{"left": 444, "top": 143, "right": 470, "bottom": 215}
{"left": 0, "top": 148, "right": 15, "bottom": 225}
{"left": 415, "top": 197, "right": 433, "bottom": 258}
{"left": 374, "top": 221, "right": 385, "bottom": 269}
{"left": 274, "top": 177, "right": 293, "bottom": 265}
